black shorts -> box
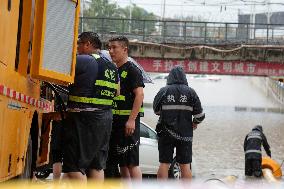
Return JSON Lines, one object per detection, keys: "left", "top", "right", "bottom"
{"left": 110, "top": 117, "right": 140, "bottom": 167}
{"left": 158, "top": 133, "right": 192, "bottom": 164}
{"left": 62, "top": 110, "right": 112, "bottom": 174}
{"left": 51, "top": 121, "right": 63, "bottom": 163}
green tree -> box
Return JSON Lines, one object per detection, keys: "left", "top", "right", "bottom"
{"left": 81, "top": 1, "right": 158, "bottom": 35}
{"left": 122, "top": 4, "right": 156, "bottom": 20}
{"left": 84, "top": 0, "right": 120, "bottom": 18}
{"left": 81, "top": 0, "right": 121, "bottom": 32}
{"left": 120, "top": 5, "right": 157, "bottom": 34}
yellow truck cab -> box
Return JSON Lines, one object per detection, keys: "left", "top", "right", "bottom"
{"left": 0, "top": 0, "right": 80, "bottom": 181}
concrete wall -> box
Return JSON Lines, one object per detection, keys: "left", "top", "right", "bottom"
{"left": 127, "top": 42, "right": 284, "bottom": 63}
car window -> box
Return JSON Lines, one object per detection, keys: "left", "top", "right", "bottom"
{"left": 140, "top": 122, "right": 157, "bottom": 140}
{"left": 148, "top": 129, "right": 157, "bottom": 140}
{"left": 140, "top": 123, "right": 150, "bottom": 138}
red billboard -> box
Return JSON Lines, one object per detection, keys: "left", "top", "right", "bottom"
{"left": 135, "top": 58, "right": 284, "bottom": 76}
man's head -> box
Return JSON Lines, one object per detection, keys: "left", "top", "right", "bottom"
{"left": 77, "top": 32, "right": 102, "bottom": 55}
{"left": 108, "top": 36, "right": 129, "bottom": 66}
{"left": 167, "top": 66, "right": 188, "bottom": 86}
{"left": 252, "top": 125, "right": 263, "bottom": 132}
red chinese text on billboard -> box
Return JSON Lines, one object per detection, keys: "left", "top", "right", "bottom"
{"left": 136, "top": 58, "right": 284, "bottom": 76}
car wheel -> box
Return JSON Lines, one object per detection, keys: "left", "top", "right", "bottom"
{"left": 168, "top": 158, "right": 181, "bottom": 179}
{"left": 35, "top": 169, "right": 51, "bottom": 179}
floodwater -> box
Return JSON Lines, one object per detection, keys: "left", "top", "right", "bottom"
{"left": 141, "top": 74, "right": 284, "bottom": 181}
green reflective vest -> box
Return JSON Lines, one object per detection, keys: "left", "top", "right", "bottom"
{"left": 69, "top": 54, "right": 119, "bottom": 110}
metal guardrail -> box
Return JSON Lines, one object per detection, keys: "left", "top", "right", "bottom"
{"left": 79, "top": 17, "right": 284, "bottom": 45}
{"left": 268, "top": 78, "right": 284, "bottom": 105}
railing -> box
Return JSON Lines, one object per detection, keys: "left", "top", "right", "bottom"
{"left": 268, "top": 78, "right": 284, "bottom": 105}
{"left": 79, "top": 17, "right": 284, "bottom": 45}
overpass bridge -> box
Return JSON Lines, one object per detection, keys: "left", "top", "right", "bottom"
{"left": 80, "top": 17, "right": 284, "bottom": 78}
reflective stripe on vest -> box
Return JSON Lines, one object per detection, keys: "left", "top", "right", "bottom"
{"left": 162, "top": 105, "right": 193, "bottom": 111}
{"left": 113, "top": 95, "right": 125, "bottom": 101}
{"left": 245, "top": 150, "right": 262, "bottom": 154}
{"left": 69, "top": 95, "right": 113, "bottom": 105}
{"left": 95, "top": 80, "right": 118, "bottom": 89}
{"left": 112, "top": 107, "right": 144, "bottom": 115}
{"left": 247, "top": 135, "right": 262, "bottom": 140}
{"left": 194, "top": 112, "right": 205, "bottom": 118}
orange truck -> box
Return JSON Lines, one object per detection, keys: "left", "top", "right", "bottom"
{"left": 0, "top": 0, "right": 80, "bottom": 181}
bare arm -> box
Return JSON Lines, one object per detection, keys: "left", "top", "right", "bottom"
{"left": 125, "top": 87, "right": 144, "bottom": 136}
{"left": 115, "top": 81, "right": 120, "bottom": 96}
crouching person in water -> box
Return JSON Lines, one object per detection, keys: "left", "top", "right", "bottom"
{"left": 153, "top": 66, "right": 205, "bottom": 180}
{"left": 244, "top": 125, "right": 271, "bottom": 178}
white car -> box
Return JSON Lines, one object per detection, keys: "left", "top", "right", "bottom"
{"left": 139, "top": 121, "right": 195, "bottom": 179}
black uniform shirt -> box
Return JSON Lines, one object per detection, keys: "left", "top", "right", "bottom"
{"left": 67, "top": 55, "right": 98, "bottom": 109}
{"left": 113, "top": 61, "right": 145, "bottom": 123}
{"left": 119, "top": 61, "right": 144, "bottom": 92}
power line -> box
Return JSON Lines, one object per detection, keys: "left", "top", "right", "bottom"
{"left": 109, "top": 0, "right": 284, "bottom": 21}
{"left": 111, "top": 1, "right": 284, "bottom": 7}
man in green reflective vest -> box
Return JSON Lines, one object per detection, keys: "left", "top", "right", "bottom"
{"left": 107, "top": 36, "right": 144, "bottom": 180}
{"left": 62, "top": 32, "right": 119, "bottom": 181}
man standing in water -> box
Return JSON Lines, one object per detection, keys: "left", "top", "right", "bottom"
{"left": 244, "top": 125, "right": 271, "bottom": 178}
{"left": 153, "top": 66, "right": 205, "bottom": 179}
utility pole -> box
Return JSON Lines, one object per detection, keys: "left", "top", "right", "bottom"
{"left": 266, "top": 0, "right": 271, "bottom": 41}
{"left": 266, "top": 0, "right": 271, "bottom": 25}
{"left": 250, "top": 3, "right": 256, "bottom": 39}
{"left": 161, "top": 0, "right": 166, "bottom": 42}
{"left": 81, "top": 0, "right": 85, "bottom": 33}
{"left": 162, "top": 0, "right": 166, "bottom": 20}
{"left": 129, "top": 0, "right": 132, "bottom": 33}
{"left": 179, "top": 1, "right": 184, "bottom": 37}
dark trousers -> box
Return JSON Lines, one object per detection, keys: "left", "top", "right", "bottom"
{"left": 245, "top": 159, "right": 262, "bottom": 177}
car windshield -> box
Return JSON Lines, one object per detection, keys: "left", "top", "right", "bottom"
{"left": 140, "top": 123, "right": 157, "bottom": 140}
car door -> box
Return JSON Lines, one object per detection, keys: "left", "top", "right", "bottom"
{"left": 139, "top": 122, "right": 159, "bottom": 175}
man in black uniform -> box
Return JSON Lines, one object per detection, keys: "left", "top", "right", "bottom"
{"left": 244, "top": 125, "right": 271, "bottom": 177}
{"left": 153, "top": 66, "right": 205, "bottom": 179}
{"left": 62, "top": 32, "right": 119, "bottom": 181}
{"left": 107, "top": 36, "right": 144, "bottom": 180}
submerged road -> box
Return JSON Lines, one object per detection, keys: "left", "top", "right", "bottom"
{"left": 142, "top": 74, "right": 284, "bottom": 180}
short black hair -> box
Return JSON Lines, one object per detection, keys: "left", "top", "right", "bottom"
{"left": 78, "top": 31, "right": 102, "bottom": 49}
{"left": 108, "top": 36, "right": 129, "bottom": 48}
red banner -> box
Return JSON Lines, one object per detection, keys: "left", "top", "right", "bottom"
{"left": 135, "top": 58, "right": 284, "bottom": 76}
